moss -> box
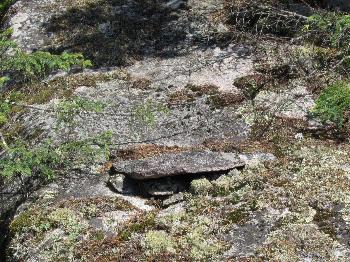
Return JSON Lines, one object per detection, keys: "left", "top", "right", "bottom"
{"left": 202, "top": 138, "right": 240, "bottom": 152}
{"left": 117, "top": 212, "right": 157, "bottom": 241}
{"left": 224, "top": 207, "right": 249, "bottom": 225}
{"left": 9, "top": 208, "right": 47, "bottom": 235}
{"left": 2, "top": 122, "right": 26, "bottom": 145}
{"left": 74, "top": 235, "right": 125, "bottom": 261}
{"left": 131, "top": 78, "right": 152, "bottom": 90}
{"left": 209, "top": 92, "right": 245, "bottom": 109}
{"left": 114, "top": 145, "right": 190, "bottom": 160}
{"left": 22, "top": 69, "right": 128, "bottom": 105}
{"left": 234, "top": 74, "right": 267, "bottom": 100}
{"left": 10, "top": 206, "right": 85, "bottom": 234}
{"left": 186, "top": 84, "right": 219, "bottom": 96}
{"left": 168, "top": 89, "right": 195, "bottom": 104}
{"left": 313, "top": 208, "right": 338, "bottom": 239}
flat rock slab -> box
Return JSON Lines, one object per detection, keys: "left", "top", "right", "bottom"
{"left": 113, "top": 151, "right": 245, "bottom": 180}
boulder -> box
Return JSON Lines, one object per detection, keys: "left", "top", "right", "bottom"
{"left": 113, "top": 151, "right": 245, "bottom": 180}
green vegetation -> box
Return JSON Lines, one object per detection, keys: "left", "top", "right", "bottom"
{"left": 304, "top": 13, "right": 350, "bottom": 48}
{"left": 118, "top": 212, "right": 157, "bottom": 241}
{"left": 0, "top": 28, "right": 91, "bottom": 88}
{"left": 0, "top": 131, "right": 112, "bottom": 178}
{"left": 224, "top": 208, "right": 249, "bottom": 225}
{"left": 0, "top": 0, "right": 12, "bottom": 18}
{"left": 0, "top": 140, "right": 60, "bottom": 178}
{"left": 0, "top": 91, "right": 24, "bottom": 128}
{"left": 0, "top": 26, "right": 109, "bottom": 179}
{"left": 313, "top": 80, "right": 350, "bottom": 128}
{"left": 0, "top": 93, "right": 112, "bottom": 179}
{"left": 302, "top": 13, "right": 350, "bottom": 71}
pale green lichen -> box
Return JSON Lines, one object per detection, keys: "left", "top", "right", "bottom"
{"left": 156, "top": 211, "right": 187, "bottom": 234}
{"left": 142, "top": 230, "right": 176, "bottom": 255}
{"left": 212, "top": 175, "right": 236, "bottom": 196}
{"left": 190, "top": 178, "right": 213, "bottom": 195}
{"left": 181, "top": 216, "right": 225, "bottom": 261}
{"left": 236, "top": 102, "right": 257, "bottom": 126}
{"left": 48, "top": 208, "right": 85, "bottom": 238}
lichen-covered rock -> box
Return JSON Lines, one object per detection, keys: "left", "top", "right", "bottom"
{"left": 259, "top": 224, "right": 349, "bottom": 261}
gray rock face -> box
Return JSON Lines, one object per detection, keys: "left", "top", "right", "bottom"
{"left": 113, "top": 151, "right": 245, "bottom": 180}
{"left": 22, "top": 47, "right": 251, "bottom": 150}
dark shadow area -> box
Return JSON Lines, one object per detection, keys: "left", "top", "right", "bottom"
{"left": 108, "top": 165, "right": 244, "bottom": 200}
{"left": 0, "top": 176, "right": 45, "bottom": 261}
{"left": 44, "top": 0, "right": 192, "bottom": 68}
{"left": 294, "top": 0, "right": 350, "bottom": 12}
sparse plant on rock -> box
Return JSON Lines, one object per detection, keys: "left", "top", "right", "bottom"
{"left": 55, "top": 96, "right": 106, "bottom": 128}
{"left": 132, "top": 99, "right": 169, "bottom": 126}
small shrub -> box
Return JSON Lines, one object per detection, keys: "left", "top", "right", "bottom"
{"left": 0, "top": 28, "right": 91, "bottom": 88}
{"left": 304, "top": 13, "right": 350, "bottom": 49}
{"left": 57, "top": 131, "right": 113, "bottom": 165}
{"left": 0, "top": 140, "right": 60, "bottom": 178}
{"left": 313, "top": 81, "right": 350, "bottom": 128}
{"left": 0, "top": 131, "right": 112, "bottom": 178}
